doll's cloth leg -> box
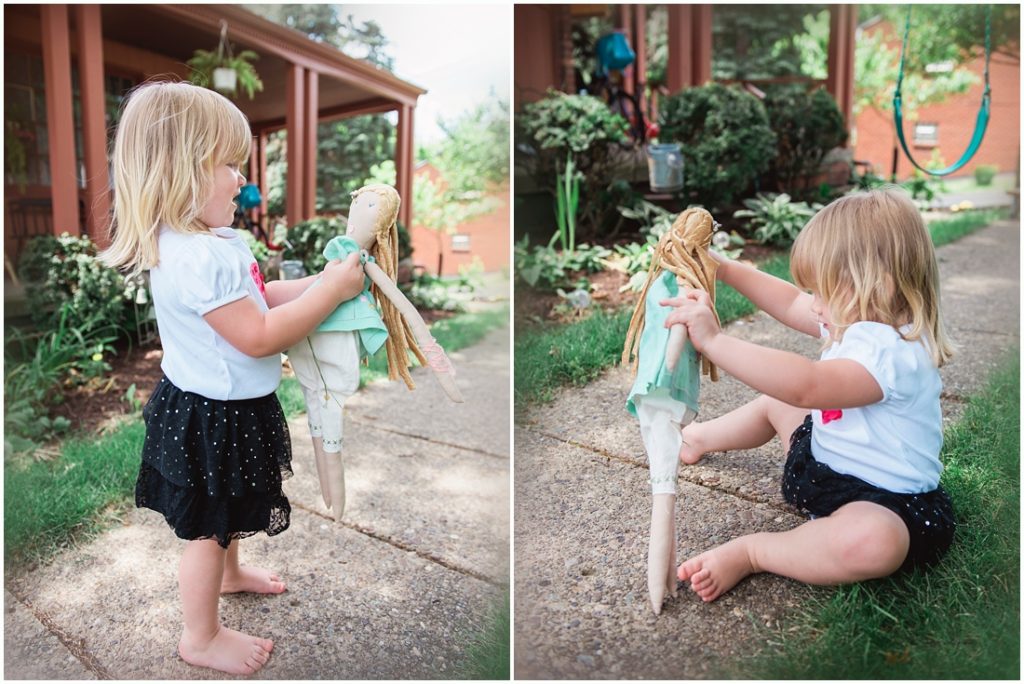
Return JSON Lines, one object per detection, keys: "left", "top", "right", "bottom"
{"left": 286, "top": 341, "right": 332, "bottom": 506}
{"left": 636, "top": 392, "right": 687, "bottom": 495}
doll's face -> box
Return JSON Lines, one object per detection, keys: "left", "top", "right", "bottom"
{"left": 347, "top": 190, "right": 382, "bottom": 249}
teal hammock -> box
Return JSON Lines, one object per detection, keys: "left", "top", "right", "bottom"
{"left": 893, "top": 5, "right": 992, "bottom": 177}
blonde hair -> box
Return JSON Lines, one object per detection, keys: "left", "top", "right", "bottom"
{"left": 351, "top": 184, "right": 428, "bottom": 389}
{"left": 622, "top": 207, "right": 720, "bottom": 381}
{"left": 100, "top": 80, "right": 252, "bottom": 276}
{"left": 790, "top": 187, "right": 953, "bottom": 366}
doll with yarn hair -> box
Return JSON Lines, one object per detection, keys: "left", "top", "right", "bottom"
{"left": 287, "top": 184, "right": 463, "bottom": 521}
{"left": 621, "top": 207, "right": 719, "bottom": 614}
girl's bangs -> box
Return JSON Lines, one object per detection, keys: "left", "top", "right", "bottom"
{"left": 213, "top": 105, "right": 252, "bottom": 165}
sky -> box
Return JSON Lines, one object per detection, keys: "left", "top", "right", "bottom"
{"left": 343, "top": 4, "right": 511, "bottom": 145}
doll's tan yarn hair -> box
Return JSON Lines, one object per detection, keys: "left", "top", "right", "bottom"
{"left": 621, "top": 207, "right": 721, "bottom": 381}
{"left": 352, "top": 184, "right": 428, "bottom": 389}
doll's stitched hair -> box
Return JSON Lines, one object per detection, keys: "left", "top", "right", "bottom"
{"left": 621, "top": 207, "right": 720, "bottom": 380}
{"left": 100, "top": 80, "right": 252, "bottom": 277}
{"left": 790, "top": 186, "right": 953, "bottom": 366}
{"left": 351, "top": 184, "right": 427, "bottom": 389}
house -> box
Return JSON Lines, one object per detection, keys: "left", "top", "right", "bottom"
{"left": 409, "top": 162, "right": 509, "bottom": 277}
{"left": 4, "top": 4, "right": 424, "bottom": 265}
{"left": 852, "top": 16, "right": 1020, "bottom": 180}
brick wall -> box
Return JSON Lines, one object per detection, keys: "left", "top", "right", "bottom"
{"left": 853, "top": 21, "right": 1020, "bottom": 180}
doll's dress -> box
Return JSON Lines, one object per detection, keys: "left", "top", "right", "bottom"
{"left": 286, "top": 236, "right": 389, "bottom": 453}
{"left": 626, "top": 270, "right": 700, "bottom": 494}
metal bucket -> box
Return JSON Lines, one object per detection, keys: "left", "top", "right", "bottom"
{"left": 280, "top": 260, "right": 307, "bottom": 280}
{"left": 646, "top": 143, "right": 684, "bottom": 193}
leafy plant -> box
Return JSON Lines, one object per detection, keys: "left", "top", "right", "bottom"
{"left": 617, "top": 198, "right": 674, "bottom": 240}
{"left": 763, "top": 86, "right": 848, "bottom": 195}
{"left": 658, "top": 83, "right": 777, "bottom": 209}
{"left": 514, "top": 237, "right": 609, "bottom": 292}
{"left": 901, "top": 170, "right": 938, "bottom": 202}
{"left": 399, "top": 273, "right": 466, "bottom": 313}
{"left": 280, "top": 216, "right": 347, "bottom": 275}
{"left": 734, "top": 193, "right": 822, "bottom": 247}
{"left": 517, "top": 91, "right": 630, "bottom": 235}
{"left": 974, "top": 164, "right": 998, "bottom": 186}
{"left": 18, "top": 234, "right": 136, "bottom": 340}
{"left": 187, "top": 27, "right": 264, "bottom": 101}
{"left": 553, "top": 152, "right": 582, "bottom": 253}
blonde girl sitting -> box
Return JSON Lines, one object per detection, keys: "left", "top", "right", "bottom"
{"left": 101, "top": 81, "right": 365, "bottom": 674}
{"left": 660, "top": 188, "right": 956, "bottom": 602}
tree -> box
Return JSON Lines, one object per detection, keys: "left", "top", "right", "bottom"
{"left": 244, "top": 5, "right": 397, "bottom": 217}
{"left": 416, "top": 99, "right": 509, "bottom": 276}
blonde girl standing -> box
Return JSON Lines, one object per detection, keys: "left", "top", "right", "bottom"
{"left": 661, "top": 188, "right": 956, "bottom": 602}
{"left": 101, "top": 82, "right": 364, "bottom": 674}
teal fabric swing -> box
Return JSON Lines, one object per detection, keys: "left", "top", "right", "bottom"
{"left": 893, "top": 5, "right": 993, "bottom": 177}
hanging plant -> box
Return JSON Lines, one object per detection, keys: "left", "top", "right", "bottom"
{"left": 187, "top": 20, "right": 264, "bottom": 100}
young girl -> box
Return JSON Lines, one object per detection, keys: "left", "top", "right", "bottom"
{"left": 100, "top": 81, "right": 365, "bottom": 674}
{"left": 661, "top": 188, "right": 956, "bottom": 603}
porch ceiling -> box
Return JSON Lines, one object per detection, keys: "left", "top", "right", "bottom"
{"left": 96, "top": 4, "right": 425, "bottom": 128}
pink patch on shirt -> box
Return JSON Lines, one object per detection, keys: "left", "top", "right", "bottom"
{"left": 821, "top": 409, "right": 843, "bottom": 424}
{"left": 249, "top": 261, "right": 267, "bottom": 300}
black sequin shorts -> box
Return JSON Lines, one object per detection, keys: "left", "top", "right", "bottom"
{"left": 136, "top": 376, "right": 293, "bottom": 548}
{"left": 782, "top": 415, "right": 956, "bottom": 571}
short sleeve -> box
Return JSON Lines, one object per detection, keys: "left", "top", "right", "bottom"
{"left": 831, "top": 322, "right": 897, "bottom": 400}
{"left": 176, "top": 238, "right": 249, "bottom": 315}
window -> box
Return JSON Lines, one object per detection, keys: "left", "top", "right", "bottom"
{"left": 914, "top": 122, "right": 938, "bottom": 146}
{"left": 451, "top": 234, "right": 471, "bottom": 252}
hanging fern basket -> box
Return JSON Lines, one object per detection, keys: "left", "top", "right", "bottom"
{"left": 212, "top": 67, "right": 237, "bottom": 94}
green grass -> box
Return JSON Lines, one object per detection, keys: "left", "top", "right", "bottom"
{"left": 278, "top": 304, "right": 509, "bottom": 417}
{"left": 731, "top": 351, "right": 1020, "bottom": 679}
{"left": 514, "top": 211, "right": 1005, "bottom": 410}
{"left": 935, "top": 172, "right": 1016, "bottom": 194}
{"left": 455, "top": 591, "right": 510, "bottom": 679}
{"left": 927, "top": 208, "right": 1008, "bottom": 247}
{"left": 4, "top": 420, "right": 146, "bottom": 566}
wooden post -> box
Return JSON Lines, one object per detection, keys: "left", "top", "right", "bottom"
{"left": 76, "top": 4, "right": 111, "bottom": 248}
{"left": 634, "top": 4, "right": 647, "bottom": 113}
{"left": 40, "top": 4, "right": 80, "bottom": 236}
{"left": 285, "top": 63, "right": 305, "bottom": 228}
{"left": 618, "top": 5, "right": 634, "bottom": 96}
{"left": 827, "top": 5, "right": 857, "bottom": 131}
{"left": 667, "top": 5, "right": 713, "bottom": 93}
{"left": 303, "top": 69, "right": 318, "bottom": 219}
{"left": 694, "top": 5, "right": 713, "bottom": 87}
{"left": 395, "top": 104, "right": 414, "bottom": 230}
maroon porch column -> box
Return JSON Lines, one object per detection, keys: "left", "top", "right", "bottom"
{"left": 666, "top": 5, "right": 713, "bottom": 93}
{"left": 634, "top": 4, "right": 647, "bottom": 108}
{"left": 40, "top": 4, "right": 80, "bottom": 236}
{"left": 258, "top": 131, "right": 269, "bottom": 219}
{"left": 75, "top": 4, "right": 111, "bottom": 248}
{"left": 395, "top": 104, "right": 414, "bottom": 230}
{"left": 303, "top": 69, "right": 318, "bottom": 219}
{"left": 826, "top": 5, "right": 857, "bottom": 129}
{"left": 618, "top": 5, "right": 634, "bottom": 96}
{"left": 285, "top": 63, "right": 306, "bottom": 227}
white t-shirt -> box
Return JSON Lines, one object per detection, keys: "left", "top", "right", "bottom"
{"left": 149, "top": 225, "right": 281, "bottom": 400}
{"left": 810, "top": 321, "right": 943, "bottom": 493}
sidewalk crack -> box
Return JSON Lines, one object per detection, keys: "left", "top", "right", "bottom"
{"left": 523, "top": 426, "right": 797, "bottom": 514}
{"left": 348, "top": 414, "right": 508, "bottom": 460}
{"left": 291, "top": 502, "right": 506, "bottom": 588}
{"left": 5, "top": 584, "right": 113, "bottom": 679}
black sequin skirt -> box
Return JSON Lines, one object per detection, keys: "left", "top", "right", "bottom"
{"left": 136, "top": 376, "right": 293, "bottom": 548}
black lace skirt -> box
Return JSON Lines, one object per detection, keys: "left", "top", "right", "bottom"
{"left": 136, "top": 376, "right": 293, "bottom": 548}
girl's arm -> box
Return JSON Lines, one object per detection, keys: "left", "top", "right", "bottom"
{"left": 663, "top": 290, "right": 882, "bottom": 409}
{"left": 204, "top": 252, "right": 364, "bottom": 358}
{"left": 264, "top": 274, "right": 319, "bottom": 308}
{"left": 712, "top": 252, "right": 819, "bottom": 338}
{"left": 363, "top": 260, "right": 464, "bottom": 403}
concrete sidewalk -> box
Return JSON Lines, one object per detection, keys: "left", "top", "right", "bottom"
{"left": 5, "top": 321, "right": 510, "bottom": 679}
{"left": 514, "top": 220, "right": 1020, "bottom": 679}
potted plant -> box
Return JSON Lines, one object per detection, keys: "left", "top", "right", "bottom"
{"left": 187, "top": 20, "right": 264, "bottom": 100}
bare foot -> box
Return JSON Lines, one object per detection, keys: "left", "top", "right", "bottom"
{"left": 678, "top": 422, "right": 706, "bottom": 465}
{"left": 178, "top": 625, "right": 273, "bottom": 675}
{"left": 676, "top": 537, "right": 757, "bottom": 602}
{"left": 221, "top": 566, "right": 287, "bottom": 595}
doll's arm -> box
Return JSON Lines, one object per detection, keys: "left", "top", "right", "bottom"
{"left": 665, "top": 276, "right": 690, "bottom": 372}
{"left": 363, "top": 260, "right": 465, "bottom": 403}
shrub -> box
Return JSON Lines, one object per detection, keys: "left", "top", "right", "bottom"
{"left": 763, "top": 87, "right": 848, "bottom": 195}
{"left": 280, "top": 216, "right": 347, "bottom": 274}
{"left": 734, "top": 193, "right": 822, "bottom": 247}
{"left": 517, "top": 91, "right": 630, "bottom": 235}
{"left": 17, "top": 233, "right": 138, "bottom": 339}
{"left": 658, "top": 83, "right": 777, "bottom": 209}
{"left": 514, "top": 237, "right": 610, "bottom": 292}
{"left": 974, "top": 164, "right": 998, "bottom": 186}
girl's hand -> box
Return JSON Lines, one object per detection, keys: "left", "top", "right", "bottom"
{"left": 659, "top": 289, "right": 721, "bottom": 353}
{"left": 321, "top": 252, "right": 364, "bottom": 302}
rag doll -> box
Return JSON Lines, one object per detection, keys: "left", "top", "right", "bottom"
{"left": 621, "top": 207, "right": 719, "bottom": 614}
{"left": 287, "top": 184, "right": 463, "bottom": 521}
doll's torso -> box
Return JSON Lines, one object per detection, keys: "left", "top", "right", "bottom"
{"left": 626, "top": 270, "right": 700, "bottom": 417}
{"left": 315, "top": 235, "right": 388, "bottom": 357}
